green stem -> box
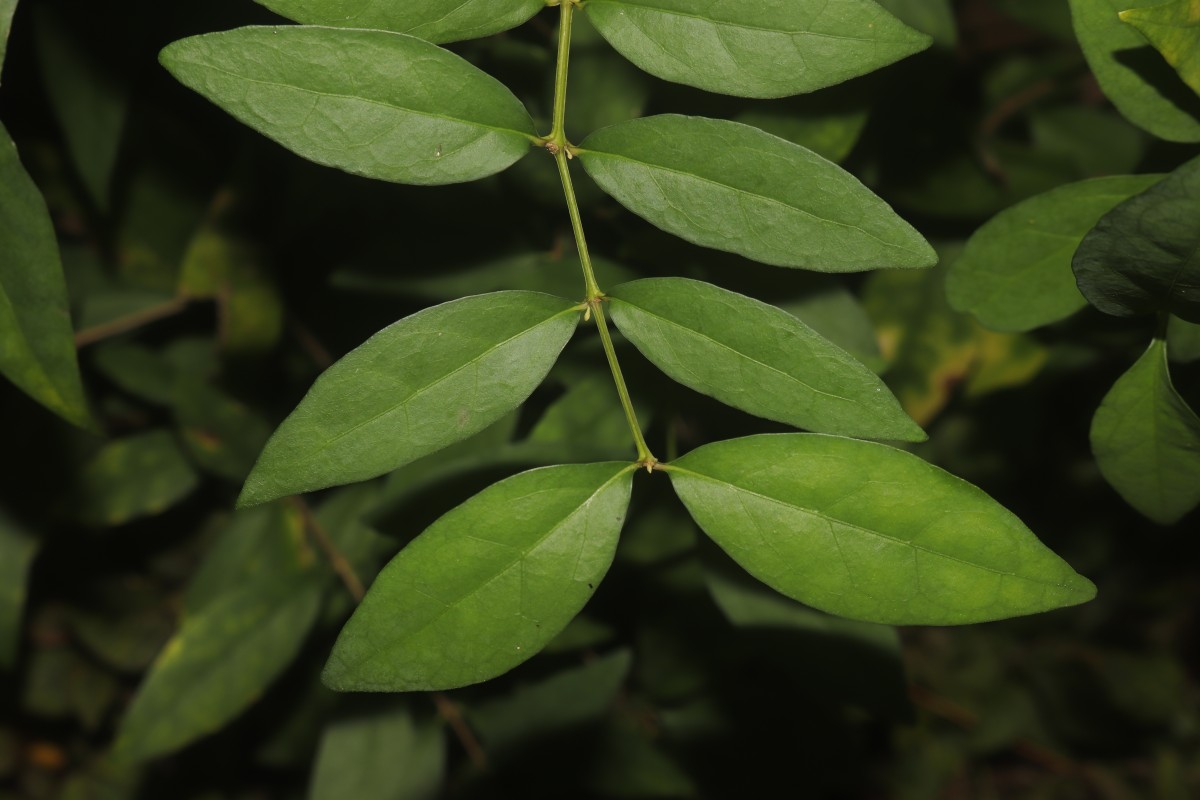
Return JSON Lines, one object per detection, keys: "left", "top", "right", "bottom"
{"left": 548, "top": 0, "right": 655, "bottom": 466}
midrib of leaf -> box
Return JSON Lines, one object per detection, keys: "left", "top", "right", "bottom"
{"left": 580, "top": 148, "right": 923, "bottom": 257}
{"left": 178, "top": 58, "right": 539, "bottom": 143}
{"left": 669, "top": 465, "right": 1084, "bottom": 591}
{"left": 589, "top": 0, "right": 910, "bottom": 43}
{"left": 339, "top": 466, "right": 632, "bottom": 675}
{"left": 313, "top": 306, "right": 578, "bottom": 453}
{"left": 613, "top": 299, "right": 852, "bottom": 402}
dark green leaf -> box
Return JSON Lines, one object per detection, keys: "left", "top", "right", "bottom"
{"left": 256, "top": 0, "right": 543, "bottom": 44}
{"left": 1072, "top": 156, "right": 1200, "bottom": 323}
{"left": 0, "top": 509, "right": 36, "bottom": 669}
{"left": 1069, "top": 0, "right": 1200, "bottom": 142}
{"left": 173, "top": 383, "right": 272, "bottom": 482}
{"left": 735, "top": 105, "right": 869, "bottom": 165}
{"left": 1168, "top": 315, "right": 1200, "bottom": 362}
{"left": 1120, "top": 0, "right": 1200, "bottom": 97}
{"left": 584, "top": 0, "right": 931, "bottom": 98}
{"left": 77, "top": 431, "right": 200, "bottom": 527}
{"left": 565, "top": 50, "right": 650, "bottom": 143}
{"left": 1090, "top": 339, "right": 1200, "bottom": 524}
{"left": 607, "top": 278, "right": 925, "bottom": 441}
{"left": 529, "top": 375, "right": 638, "bottom": 453}
{"left": 0, "top": 122, "right": 92, "bottom": 429}
{"left": 1029, "top": 107, "right": 1147, "bottom": 177}
{"left": 239, "top": 291, "right": 580, "bottom": 507}
{"left": 160, "top": 26, "right": 537, "bottom": 185}
{"left": 874, "top": 0, "right": 957, "bottom": 48}
{"left": 90, "top": 342, "right": 175, "bottom": 406}
{"left": 992, "top": 0, "right": 1075, "bottom": 39}
{"left": 309, "top": 700, "right": 444, "bottom": 800}
{"left": 1, "top": 1, "right": 18, "bottom": 80}
{"left": 323, "top": 463, "right": 634, "bottom": 692}
{"left": 948, "top": 175, "right": 1163, "bottom": 332}
{"left": 667, "top": 434, "right": 1096, "bottom": 624}
{"left": 782, "top": 284, "right": 884, "bottom": 372}
{"left": 579, "top": 115, "right": 936, "bottom": 271}
{"left": 117, "top": 503, "right": 325, "bottom": 761}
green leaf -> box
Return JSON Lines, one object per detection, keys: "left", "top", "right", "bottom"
{"left": 874, "top": 0, "right": 958, "bottom": 48}
{"left": 948, "top": 174, "right": 1163, "bottom": 332}
{"left": 255, "top": 0, "right": 543, "bottom": 44}
{"left": 159, "top": 26, "right": 537, "bottom": 185}
{"left": 309, "top": 700, "right": 444, "bottom": 800}
{"left": 781, "top": 284, "right": 884, "bottom": 372}
{"left": 666, "top": 434, "right": 1096, "bottom": 624}
{"left": 583, "top": 0, "right": 931, "bottom": 98}
{"left": 322, "top": 462, "right": 634, "bottom": 692}
{"left": 1120, "top": 0, "right": 1200, "bottom": 97}
{"left": 1, "top": 1, "right": 18, "bottom": 80}
{"left": 1090, "top": 339, "right": 1200, "bottom": 524}
{"left": 239, "top": 291, "right": 579, "bottom": 507}
{"left": 1030, "top": 107, "right": 1148, "bottom": 177}
{"left": 0, "top": 509, "right": 37, "bottom": 669}
{"left": 174, "top": 383, "right": 272, "bottom": 482}
{"left": 1069, "top": 0, "right": 1200, "bottom": 142}
{"left": 76, "top": 431, "right": 200, "bottom": 527}
{"left": 607, "top": 278, "right": 925, "bottom": 441}
{"left": 578, "top": 115, "right": 936, "bottom": 272}
{"left": 1072, "top": 156, "right": 1200, "bottom": 323}
{"left": 0, "top": 122, "right": 92, "bottom": 429}
{"left": 735, "top": 103, "right": 869, "bottom": 165}
{"left": 117, "top": 503, "right": 326, "bottom": 761}
{"left": 1168, "top": 315, "right": 1200, "bottom": 361}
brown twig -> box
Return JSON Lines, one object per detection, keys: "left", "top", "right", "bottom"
{"left": 289, "top": 318, "right": 335, "bottom": 369}
{"left": 432, "top": 692, "right": 488, "bottom": 771}
{"left": 73, "top": 296, "right": 190, "bottom": 348}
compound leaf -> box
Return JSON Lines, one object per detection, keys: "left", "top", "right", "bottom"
{"left": 240, "top": 292, "right": 580, "bottom": 507}
{"left": 1120, "top": 0, "right": 1200, "bottom": 97}
{"left": 0, "top": 122, "right": 92, "bottom": 429}
{"left": 322, "top": 463, "right": 634, "bottom": 692}
{"left": 1073, "top": 156, "right": 1200, "bottom": 323}
{"left": 1091, "top": 338, "right": 1200, "bottom": 524}
{"left": 117, "top": 503, "right": 326, "bottom": 761}
{"left": 607, "top": 278, "right": 924, "bottom": 441}
{"left": 667, "top": 434, "right": 1096, "bottom": 625}
{"left": 160, "top": 26, "right": 537, "bottom": 186}
{"left": 584, "top": 0, "right": 931, "bottom": 98}
{"left": 255, "top": 0, "right": 542, "bottom": 44}
{"left": 578, "top": 115, "right": 935, "bottom": 272}
{"left": 948, "top": 174, "right": 1163, "bottom": 332}
{"left": 1069, "top": 0, "right": 1200, "bottom": 142}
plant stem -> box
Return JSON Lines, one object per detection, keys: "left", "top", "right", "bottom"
{"left": 548, "top": 1, "right": 656, "bottom": 466}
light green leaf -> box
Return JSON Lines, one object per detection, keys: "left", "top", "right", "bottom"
{"left": 0, "top": 509, "right": 37, "bottom": 670}
{"left": 117, "top": 504, "right": 326, "bottom": 761}
{"left": 160, "top": 26, "right": 537, "bottom": 185}
{"left": 322, "top": 462, "right": 634, "bottom": 692}
{"left": 239, "top": 292, "right": 580, "bottom": 507}
{"left": 1, "top": 1, "right": 18, "bottom": 80}
{"left": 948, "top": 174, "right": 1163, "bottom": 332}
{"left": 1120, "top": 0, "right": 1200, "bottom": 97}
{"left": 579, "top": 115, "right": 936, "bottom": 272}
{"left": 77, "top": 431, "right": 200, "bottom": 527}
{"left": 1073, "top": 156, "right": 1200, "bottom": 323}
{"left": 584, "top": 0, "right": 931, "bottom": 98}
{"left": 1069, "top": 0, "right": 1200, "bottom": 141}
{"left": 666, "top": 434, "right": 1096, "bottom": 624}
{"left": 607, "top": 278, "right": 925, "bottom": 441}
{"left": 1091, "top": 339, "right": 1200, "bottom": 524}
{"left": 256, "top": 0, "right": 543, "bottom": 44}
{"left": 874, "top": 0, "right": 958, "bottom": 48}
{"left": 0, "top": 123, "right": 92, "bottom": 429}
{"left": 309, "top": 700, "right": 444, "bottom": 800}
{"left": 1168, "top": 315, "right": 1200, "bottom": 361}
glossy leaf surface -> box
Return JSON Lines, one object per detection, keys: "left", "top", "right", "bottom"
{"left": 667, "top": 434, "right": 1096, "bottom": 624}
{"left": 1069, "top": 0, "right": 1200, "bottom": 141}
{"left": 323, "top": 463, "right": 634, "bottom": 692}
{"left": 579, "top": 115, "right": 936, "bottom": 271}
{"left": 239, "top": 292, "right": 579, "bottom": 507}
{"left": 0, "top": 509, "right": 36, "bottom": 669}
{"left": 1073, "top": 156, "right": 1200, "bottom": 323}
{"left": 117, "top": 504, "right": 326, "bottom": 761}
{"left": 255, "top": 0, "right": 542, "bottom": 44}
{"left": 607, "top": 278, "right": 924, "bottom": 441}
{"left": 1120, "top": 0, "right": 1200, "bottom": 96}
{"left": 160, "top": 26, "right": 537, "bottom": 185}
{"left": 1091, "top": 339, "right": 1200, "bottom": 524}
{"left": 584, "top": 0, "right": 931, "bottom": 98}
{"left": 309, "top": 700, "right": 444, "bottom": 800}
{"left": 0, "top": 122, "right": 91, "bottom": 429}
{"left": 948, "top": 175, "right": 1162, "bottom": 332}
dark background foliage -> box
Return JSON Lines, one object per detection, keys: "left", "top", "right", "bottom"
{"left": 1, "top": 0, "right": 1198, "bottom": 797}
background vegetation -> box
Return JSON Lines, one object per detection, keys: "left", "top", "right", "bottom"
{"left": 1, "top": 0, "right": 1198, "bottom": 797}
